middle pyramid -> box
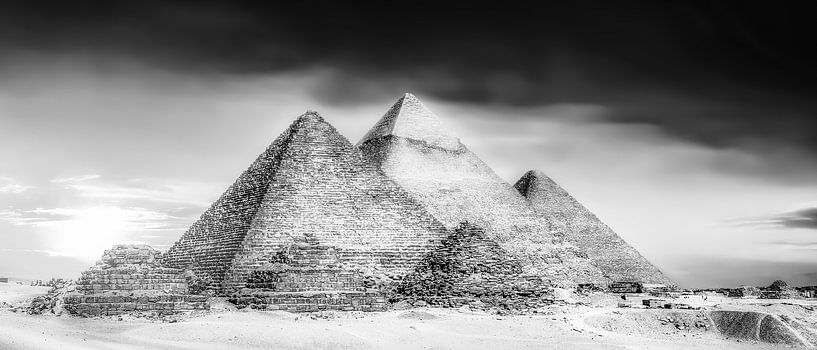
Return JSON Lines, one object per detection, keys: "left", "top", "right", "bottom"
{"left": 357, "top": 94, "right": 606, "bottom": 287}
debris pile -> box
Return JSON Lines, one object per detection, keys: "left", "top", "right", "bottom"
{"left": 393, "top": 223, "right": 553, "bottom": 311}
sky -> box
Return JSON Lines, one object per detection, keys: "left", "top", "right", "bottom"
{"left": 0, "top": 1, "right": 816, "bottom": 288}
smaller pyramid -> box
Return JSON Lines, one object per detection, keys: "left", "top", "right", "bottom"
{"left": 395, "top": 223, "right": 552, "bottom": 310}
{"left": 514, "top": 170, "right": 671, "bottom": 284}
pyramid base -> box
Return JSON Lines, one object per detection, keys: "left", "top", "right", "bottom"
{"left": 229, "top": 291, "right": 388, "bottom": 312}
{"left": 63, "top": 293, "right": 209, "bottom": 316}
{"left": 397, "top": 295, "right": 555, "bottom": 310}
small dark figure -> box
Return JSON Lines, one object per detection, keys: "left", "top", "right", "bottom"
{"left": 621, "top": 294, "right": 627, "bottom": 301}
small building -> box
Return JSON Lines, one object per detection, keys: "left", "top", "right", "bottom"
{"left": 643, "top": 299, "right": 665, "bottom": 308}
{"left": 797, "top": 286, "right": 817, "bottom": 298}
{"left": 609, "top": 281, "right": 643, "bottom": 294}
{"left": 0, "top": 277, "right": 8, "bottom": 283}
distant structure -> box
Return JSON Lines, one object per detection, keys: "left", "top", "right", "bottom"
{"left": 0, "top": 277, "right": 8, "bottom": 283}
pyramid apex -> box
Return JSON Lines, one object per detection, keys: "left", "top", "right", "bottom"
{"left": 358, "top": 94, "right": 461, "bottom": 150}
{"left": 296, "top": 110, "right": 324, "bottom": 122}
{"left": 514, "top": 169, "right": 553, "bottom": 198}
{"left": 523, "top": 169, "right": 548, "bottom": 180}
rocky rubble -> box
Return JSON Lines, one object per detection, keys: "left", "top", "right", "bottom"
{"left": 27, "top": 281, "right": 71, "bottom": 315}
{"left": 392, "top": 223, "right": 554, "bottom": 312}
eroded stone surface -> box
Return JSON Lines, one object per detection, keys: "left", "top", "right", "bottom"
{"left": 394, "top": 223, "right": 553, "bottom": 310}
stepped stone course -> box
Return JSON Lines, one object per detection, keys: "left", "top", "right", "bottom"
{"left": 63, "top": 245, "right": 208, "bottom": 316}
{"left": 358, "top": 94, "right": 607, "bottom": 287}
{"left": 514, "top": 170, "right": 670, "bottom": 284}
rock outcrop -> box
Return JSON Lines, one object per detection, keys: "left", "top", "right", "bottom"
{"left": 709, "top": 311, "right": 809, "bottom": 347}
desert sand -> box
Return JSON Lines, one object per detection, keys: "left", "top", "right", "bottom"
{"left": 1, "top": 282, "right": 812, "bottom": 350}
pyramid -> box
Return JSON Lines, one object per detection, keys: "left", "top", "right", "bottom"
{"left": 357, "top": 93, "right": 607, "bottom": 287}
{"left": 395, "top": 223, "right": 552, "bottom": 309}
{"left": 164, "top": 112, "right": 449, "bottom": 294}
{"left": 514, "top": 170, "right": 671, "bottom": 284}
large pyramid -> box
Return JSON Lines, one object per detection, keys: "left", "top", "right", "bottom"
{"left": 357, "top": 94, "right": 607, "bottom": 287}
{"left": 514, "top": 170, "right": 671, "bottom": 284}
{"left": 164, "top": 112, "right": 449, "bottom": 293}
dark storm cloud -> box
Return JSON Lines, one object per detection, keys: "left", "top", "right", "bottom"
{"left": 732, "top": 207, "right": 817, "bottom": 231}
{"left": 1, "top": 0, "right": 816, "bottom": 168}
{"left": 775, "top": 208, "right": 817, "bottom": 230}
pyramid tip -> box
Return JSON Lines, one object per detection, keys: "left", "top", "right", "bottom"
{"left": 524, "top": 169, "right": 545, "bottom": 178}
{"left": 358, "top": 93, "right": 460, "bottom": 150}
{"left": 297, "top": 110, "right": 324, "bottom": 122}
{"left": 522, "top": 170, "right": 554, "bottom": 183}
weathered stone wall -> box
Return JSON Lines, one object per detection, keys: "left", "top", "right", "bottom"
{"left": 74, "top": 245, "right": 187, "bottom": 293}
{"left": 227, "top": 232, "right": 392, "bottom": 311}
{"left": 393, "top": 223, "right": 553, "bottom": 310}
{"left": 241, "top": 240, "right": 366, "bottom": 292}
{"left": 514, "top": 170, "right": 671, "bottom": 284}
{"left": 229, "top": 292, "right": 387, "bottom": 312}
{"left": 63, "top": 245, "right": 209, "bottom": 316}
{"left": 74, "top": 268, "right": 188, "bottom": 294}
{"left": 63, "top": 294, "right": 208, "bottom": 316}
{"left": 357, "top": 95, "right": 608, "bottom": 287}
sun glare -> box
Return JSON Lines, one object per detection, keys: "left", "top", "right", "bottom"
{"left": 50, "top": 206, "right": 131, "bottom": 262}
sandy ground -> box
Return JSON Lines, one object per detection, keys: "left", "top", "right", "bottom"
{"left": 0, "top": 283, "right": 50, "bottom": 306}
{"left": 0, "top": 283, "right": 812, "bottom": 350}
